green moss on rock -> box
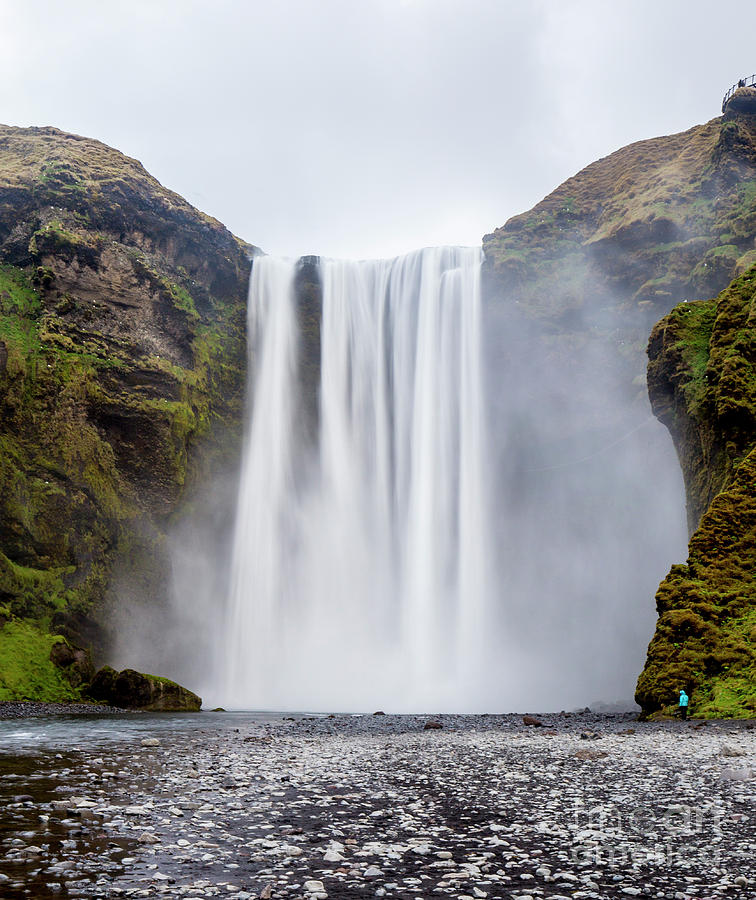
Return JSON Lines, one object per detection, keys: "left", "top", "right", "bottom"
{"left": 87, "top": 664, "right": 201, "bottom": 711}
{"left": 637, "top": 266, "right": 756, "bottom": 717}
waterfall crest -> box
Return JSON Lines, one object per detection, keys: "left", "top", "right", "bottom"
{"left": 223, "top": 247, "right": 493, "bottom": 710}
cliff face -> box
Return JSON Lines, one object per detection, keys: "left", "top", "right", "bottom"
{"left": 636, "top": 266, "right": 756, "bottom": 717}
{"left": 0, "top": 125, "right": 251, "bottom": 699}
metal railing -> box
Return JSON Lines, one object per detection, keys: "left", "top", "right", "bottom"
{"left": 722, "top": 75, "right": 756, "bottom": 112}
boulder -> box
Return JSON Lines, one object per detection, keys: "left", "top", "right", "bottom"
{"left": 86, "top": 665, "right": 119, "bottom": 703}
{"left": 522, "top": 715, "right": 544, "bottom": 727}
{"left": 574, "top": 749, "right": 609, "bottom": 761}
{"left": 86, "top": 665, "right": 201, "bottom": 711}
{"left": 49, "top": 639, "right": 96, "bottom": 687}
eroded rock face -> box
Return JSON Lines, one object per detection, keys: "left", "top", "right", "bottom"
{"left": 637, "top": 266, "right": 756, "bottom": 718}
{"left": 87, "top": 665, "right": 201, "bottom": 711}
{"left": 481, "top": 110, "right": 756, "bottom": 720}
{"left": 0, "top": 125, "right": 253, "bottom": 695}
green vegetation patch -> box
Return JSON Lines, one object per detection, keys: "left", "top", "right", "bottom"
{"left": 0, "top": 620, "right": 79, "bottom": 701}
{"left": 669, "top": 299, "right": 717, "bottom": 413}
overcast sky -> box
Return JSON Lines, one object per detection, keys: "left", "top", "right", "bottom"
{"left": 0, "top": 0, "right": 754, "bottom": 258}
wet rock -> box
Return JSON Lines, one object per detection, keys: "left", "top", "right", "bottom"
{"left": 137, "top": 832, "right": 161, "bottom": 844}
{"left": 424, "top": 720, "right": 443, "bottom": 730}
{"left": 87, "top": 666, "right": 201, "bottom": 711}
{"left": 720, "top": 767, "right": 753, "bottom": 781}
{"left": 522, "top": 715, "right": 543, "bottom": 727}
{"left": 573, "top": 749, "right": 609, "bottom": 760}
{"left": 720, "top": 743, "right": 745, "bottom": 757}
{"left": 2, "top": 711, "right": 755, "bottom": 899}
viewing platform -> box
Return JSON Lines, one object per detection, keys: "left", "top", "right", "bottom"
{"left": 722, "top": 74, "right": 756, "bottom": 116}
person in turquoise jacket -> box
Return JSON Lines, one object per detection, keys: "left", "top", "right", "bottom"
{"left": 678, "top": 689, "right": 689, "bottom": 720}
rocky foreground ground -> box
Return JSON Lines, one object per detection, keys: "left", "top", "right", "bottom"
{"left": 0, "top": 712, "right": 755, "bottom": 899}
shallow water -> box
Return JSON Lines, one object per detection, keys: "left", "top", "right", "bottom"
{"left": 0, "top": 710, "right": 290, "bottom": 754}
{"left": 0, "top": 710, "right": 290, "bottom": 898}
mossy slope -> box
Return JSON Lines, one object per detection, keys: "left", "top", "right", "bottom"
{"left": 637, "top": 267, "right": 756, "bottom": 717}
{"left": 0, "top": 125, "right": 252, "bottom": 697}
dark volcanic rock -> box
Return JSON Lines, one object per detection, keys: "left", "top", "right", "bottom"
{"left": 87, "top": 665, "right": 201, "bottom": 711}
{"left": 523, "top": 715, "right": 544, "bottom": 727}
{"left": 724, "top": 86, "right": 756, "bottom": 118}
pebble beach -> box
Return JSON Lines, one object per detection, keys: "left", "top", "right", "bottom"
{"left": 0, "top": 711, "right": 754, "bottom": 899}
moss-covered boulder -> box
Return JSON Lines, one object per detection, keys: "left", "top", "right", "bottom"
{"left": 0, "top": 125, "right": 253, "bottom": 696}
{"left": 87, "top": 665, "right": 201, "bottom": 711}
{"left": 636, "top": 266, "right": 756, "bottom": 717}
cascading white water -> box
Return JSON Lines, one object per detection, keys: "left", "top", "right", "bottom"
{"left": 223, "top": 247, "right": 494, "bottom": 711}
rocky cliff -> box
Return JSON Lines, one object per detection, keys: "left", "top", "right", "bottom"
{"left": 636, "top": 265, "right": 756, "bottom": 717}
{"left": 0, "top": 125, "right": 251, "bottom": 700}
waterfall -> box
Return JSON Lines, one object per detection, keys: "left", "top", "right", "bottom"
{"left": 223, "top": 247, "right": 493, "bottom": 711}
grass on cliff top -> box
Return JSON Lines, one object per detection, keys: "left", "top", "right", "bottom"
{"left": 489, "top": 119, "right": 725, "bottom": 245}
{"left": 0, "top": 124, "right": 225, "bottom": 234}
{"left": 669, "top": 299, "right": 717, "bottom": 414}
{"left": 0, "top": 620, "right": 79, "bottom": 701}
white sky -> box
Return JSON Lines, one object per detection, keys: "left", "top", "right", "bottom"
{"left": 0, "top": 0, "right": 754, "bottom": 258}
